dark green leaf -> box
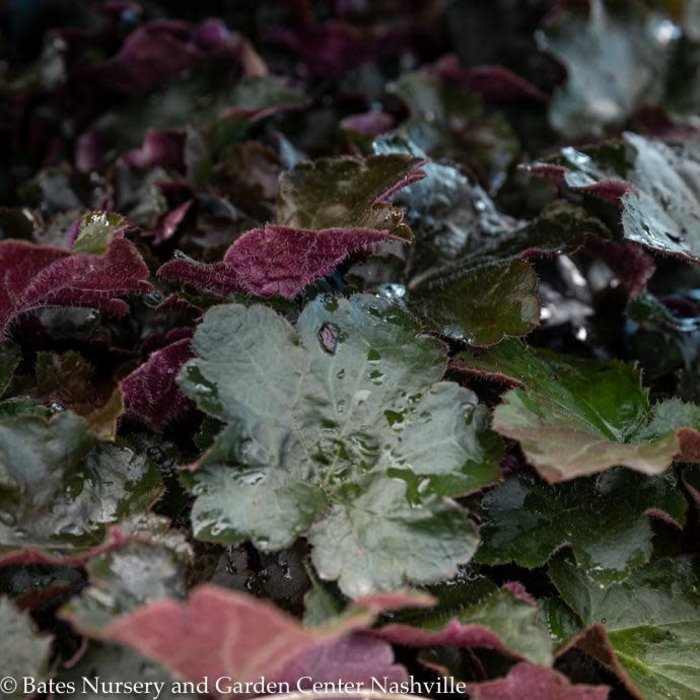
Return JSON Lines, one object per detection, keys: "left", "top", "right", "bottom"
{"left": 370, "top": 140, "right": 551, "bottom": 345}
{"left": 59, "top": 644, "right": 197, "bottom": 700}
{"left": 478, "top": 469, "right": 686, "bottom": 583}
{"left": 276, "top": 154, "right": 423, "bottom": 239}
{"left": 0, "top": 343, "right": 20, "bottom": 398}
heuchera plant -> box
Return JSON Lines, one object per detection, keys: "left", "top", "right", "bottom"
{"left": 2, "top": 1, "right": 700, "bottom": 698}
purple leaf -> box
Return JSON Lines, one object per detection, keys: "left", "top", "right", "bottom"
{"left": 431, "top": 55, "right": 548, "bottom": 103}
{"left": 121, "top": 130, "right": 187, "bottom": 172}
{"left": 466, "top": 663, "right": 609, "bottom": 700}
{"left": 75, "top": 585, "right": 424, "bottom": 696}
{"left": 149, "top": 200, "right": 194, "bottom": 244}
{"left": 0, "top": 236, "right": 152, "bottom": 334}
{"left": 340, "top": 111, "right": 395, "bottom": 136}
{"left": 120, "top": 335, "right": 195, "bottom": 432}
{"left": 585, "top": 239, "right": 656, "bottom": 297}
{"left": 91, "top": 20, "right": 200, "bottom": 95}
{"left": 274, "top": 633, "right": 407, "bottom": 686}
{"left": 376, "top": 619, "right": 517, "bottom": 655}
{"left": 160, "top": 225, "right": 404, "bottom": 299}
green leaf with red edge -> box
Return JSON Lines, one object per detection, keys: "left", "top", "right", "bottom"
{"left": 376, "top": 573, "right": 553, "bottom": 666}
{"left": 459, "top": 339, "right": 700, "bottom": 481}
{"left": 276, "top": 154, "right": 424, "bottom": 239}
{"left": 477, "top": 469, "right": 686, "bottom": 583}
{"left": 178, "top": 294, "right": 501, "bottom": 596}
{"left": 534, "top": 134, "right": 700, "bottom": 264}
{"left": 550, "top": 555, "right": 700, "bottom": 700}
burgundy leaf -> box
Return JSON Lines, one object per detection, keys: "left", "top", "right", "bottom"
{"left": 121, "top": 130, "right": 187, "bottom": 172}
{"left": 268, "top": 21, "right": 366, "bottom": 77}
{"left": 159, "top": 225, "right": 404, "bottom": 299}
{"left": 376, "top": 619, "right": 515, "bottom": 655}
{"left": 149, "top": 201, "right": 194, "bottom": 244}
{"left": 274, "top": 633, "right": 407, "bottom": 686}
{"left": 82, "top": 17, "right": 263, "bottom": 99}
{"left": 585, "top": 239, "right": 656, "bottom": 297}
{"left": 466, "top": 663, "right": 609, "bottom": 700}
{"left": 158, "top": 258, "right": 244, "bottom": 298}
{"left": 120, "top": 335, "right": 195, "bottom": 432}
{"left": 0, "top": 237, "right": 152, "bottom": 334}
{"left": 73, "top": 585, "right": 427, "bottom": 696}
{"left": 432, "top": 55, "right": 548, "bottom": 103}
{"left": 92, "top": 20, "right": 200, "bottom": 95}
{"left": 341, "top": 112, "right": 395, "bottom": 136}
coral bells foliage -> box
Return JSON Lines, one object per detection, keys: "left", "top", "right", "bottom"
{"left": 4, "top": 1, "right": 700, "bottom": 699}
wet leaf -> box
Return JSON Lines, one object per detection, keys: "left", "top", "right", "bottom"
{"left": 389, "top": 71, "right": 518, "bottom": 184}
{"left": 369, "top": 141, "right": 549, "bottom": 345}
{"left": 0, "top": 409, "right": 162, "bottom": 559}
{"left": 478, "top": 469, "right": 686, "bottom": 583}
{"left": 551, "top": 555, "right": 700, "bottom": 699}
{"left": 408, "top": 259, "right": 540, "bottom": 347}
{"left": 62, "top": 515, "right": 192, "bottom": 629}
{"left": 179, "top": 295, "right": 501, "bottom": 596}
{"left": 540, "top": 134, "right": 700, "bottom": 264}
{"left": 459, "top": 340, "right": 700, "bottom": 480}
{"left": 540, "top": 3, "right": 674, "bottom": 137}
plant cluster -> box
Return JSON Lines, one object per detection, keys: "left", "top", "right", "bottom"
{"left": 1, "top": 1, "right": 700, "bottom": 698}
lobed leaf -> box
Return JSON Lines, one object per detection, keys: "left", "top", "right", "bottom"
{"left": 551, "top": 556, "right": 700, "bottom": 699}
{"left": 0, "top": 226, "right": 152, "bottom": 335}
{"left": 460, "top": 340, "right": 700, "bottom": 481}
{"left": 477, "top": 469, "right": 686, "bottom": 583}
{"left": 179, "top": 294, "right": 501, "bottom": 596}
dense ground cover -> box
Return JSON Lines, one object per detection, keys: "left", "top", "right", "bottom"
{"left": 1, "top": 1, "right": 700, "bottom": 698}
